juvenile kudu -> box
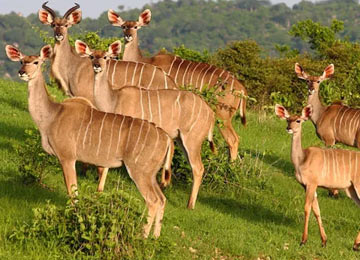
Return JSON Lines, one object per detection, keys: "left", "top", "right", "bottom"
{"left": 38, "top": 2, "right": 177, "bottom": 104}
{"left": 6, "top": 44, "right": 174, "bottom": 238}
{"left": 75, "top": 40, "right": 216, "bottom": 209}
{"left": 276, "top": 104, "right": 360, "bottom": 250}
{"left": 108, "top": 9, "right": 247, "bottom": 161}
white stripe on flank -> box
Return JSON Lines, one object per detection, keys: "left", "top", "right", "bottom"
{"left": 148, "top": 66, "right": 156, "bottom": 89}
{"left": 351, "top": 109, "right": 360, "bottom": 136}
{"left": 344, "top": 108, "right": 353, "bottom": 137}
{"left": 157, "top": 91, "right": 162, "bottom": 127}
{"left": 138, "top": 63, "right": 145, "bottom": 86}
{"left": 131, "top": 63, "right": 138, "bottom": 86}
{"left": 230, "top": 77, "right": 235, "bottom": 91}
{"left": 339, "top": 107, "right": 350, "bottom": 136}
{"left": 349, "top": 150, "right": 352, "bottom": 180}
{"left": 76, "top": 106, "right": 88, "bottom": 147}
{"left": 135, "top": 123, "right": 151, "bottom": 163}
{"left": 335, "top": 150, "right": 340, "bottom": 182}
{"left": 149, "top": 129, "right": 160, "bottom": 160}
{"left": 168, "top": 56, "right": 177, "bottom": 75}
{"left": 333, "top": 107, "right": 343, "bottom": 137}
{"left": 332, "top": 150, "right": 337, "bottom": 182}
{"left": 189, "top": 63, "right": 202, "bottom": 87}
{"left": 124, "top": 62, "right": 130, "bottom": 85}
{"left": 189, "top": 96, "right": 202, "bottom": 132}
{"left": 199, "top": 65, "right": 212, "bottom": 91}
{"left": 112, "top": 60, "right": 118, "bottom": 86}
{"left": 133, "top": 120, "right": 144, "bottom": 155}
{"left": 125, "top": 118, "right": 134, "bottom": 150}
{"left": 342, "top": 151, "right": 346, "bottom": 182}
{"left": 115, "top": 116, "right": 126, "bottom": 155}
{"left": 139, "top": 89, "right": 144, "bottom": 120}
{"left": 164, "top": 72, "right": 168, "bottom": 89}
{"left": 182, "top": 62, "right": 192, "bottom": 86}
{"left": 107, "top": 114, "right": 117, "bottom": 159}
{"left": 218, "top": 70, "right": 225, "bottom": 78}
{"left": 83, "top": 108, "right": 93, "bottom": 149}
{"left": 176, "top": 92, "right": 181, "bottom": 120}
{"left": 96, "top": 113, "right": 107, "bottom": 156}
{"left": 148, "top": 91, "right": 153, "bottom": 122}
{"left": 195, "top": 65, "right": 208, "bottom": 89}
{"left": 207, "top": 68, "right": 218, "bottom": 88}
{"left": 189, "top": 93, "right": 196, "bottom": 125}
{"left": 174, "top": 59, "right": 185, "bottom": 84}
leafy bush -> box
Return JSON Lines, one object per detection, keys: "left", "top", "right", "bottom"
{"left": 10, "top": 187, "right": 172, "bottom": 259}
{"left": 13, "top": 129, "right": 61, "bottom": 186}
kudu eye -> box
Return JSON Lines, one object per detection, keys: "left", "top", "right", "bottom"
{"left": 103, "top": 56, "right": 107, "bottom": 60}
{"left": 317, "top": 80, "right": 321, "bottom": 83}
{"left": 51, "top": 24, "right": 55, "bottom": 28}
{"left": 296, "top": 120, "right": 301, "bottom": 123}
{"left": 20, "top": 60, "right": 23, "bottom": 65}
{"left": 134, "top": 26, "right": 138, "bottom": 29}
{"left": 90, "top": 55, "right": 94, "bottom": 60}
{"left": 34, "top": 61, "right": 39, "bottom": 65}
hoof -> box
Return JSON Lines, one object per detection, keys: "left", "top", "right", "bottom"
{"left": 321, "top": 240, "right": 327, "bottom": 247}
{"left": 353, "top": 244, "right": 360, "bottom": 251}
{"left": 300, "top": 240, "right": 307, "bottom": 246}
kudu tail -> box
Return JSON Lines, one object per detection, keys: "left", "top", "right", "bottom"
{"left": 208, "top": 121, "right": 217, "bottom": 155}
{"left": 238, "top": 90, "right": 247, "bottom": 126}
{"left": 160, "top": 138, "right": 174, "bottom": 188}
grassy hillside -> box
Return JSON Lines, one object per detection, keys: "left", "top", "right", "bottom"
{"left": 1, "top": 78, "right": 360, "bottom": 259}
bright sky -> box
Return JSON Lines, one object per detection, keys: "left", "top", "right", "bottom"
{"left": 0, "top": 0, "right": 316, "bottom": 18}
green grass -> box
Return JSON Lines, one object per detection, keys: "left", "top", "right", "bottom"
{"left": 1, "top": 78, "right": 360, "bottom": 259}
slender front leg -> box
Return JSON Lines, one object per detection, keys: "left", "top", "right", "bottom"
{"left": 311, "top": 194, "right": 327, "bottom": 247}
{"left": 301, "top": 184, "right": 317, "bottom": 246}
{"left": 97, "top": 167, "right": 109, "bottom": 192}
{"left": 60, "top": 160, "right": 78, "bottom": 197}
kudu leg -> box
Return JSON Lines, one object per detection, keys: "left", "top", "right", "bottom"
{"left": 97, "top": 167, "right": 109, "bottom": 192}
{"left": 181, "top": 137, "right": 204, "bottom": 210}
{"left": 218, "top": 119, "right": 239, "bottom": 161}
{"left": 301, "top": 184, "right": 317, "bottom": 246}
{"left": 160, "top": 143, "right": 174, "bottom": 188}
{"left": 153, "top": 179, "right": 166, "bottom": 238}
{"left": 311, "top": 195, "right": 327, "bottom": 246}
{"left": 60, "top": 160, "right": 78, "bottom": 196}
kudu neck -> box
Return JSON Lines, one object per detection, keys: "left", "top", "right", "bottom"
{"left": 291, "top": 128, "right": 305, "bottom": 169}
{"left": 123, "top": 36, "right": 143, "bottom": 62}
{"left": 94, "top": 62, "right": 116, "bottom": 113}
{"left": 307, "top": 90, "right": 326, "bottom": 124}
{"left": 27, "top": 68, "right": 60, "bottom": 130}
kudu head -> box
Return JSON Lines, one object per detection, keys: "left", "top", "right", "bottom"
{"left": 38, "top": 2, "right": 81, "bottom": 42}
{"left": 74, "top": 40, "right": 122, "bottom": 73}
{"left": 275, "top": 104, "right": 312, "bottom": 134}
{"left": 108, "top": 9, "right": 151, "bottom": 43}
{"left": 295, "top": 63, "right": 334, "bottom": 96}
{"left": 5, "top": 45, "right": 52, "bottom": 81}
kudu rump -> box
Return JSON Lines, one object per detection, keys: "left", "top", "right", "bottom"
{"left": 275, "top": 104, "right": 360, "bottom": 250}
{"left": 108, "top": 9, "right": 247, "bottom": 161}
{"left": 75, "top": 40, "right": 216, "bottom": 209}
{"left": 38, "top": 2, "right": 177, "bottom": 105}
{"left": 5, "top": 44, "right": 174, "bottom": 238}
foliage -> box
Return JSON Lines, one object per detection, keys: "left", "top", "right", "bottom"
{"left": 12, "top": 129, "right": 61, "bottom": 186}
{"left": 10, "top": 187, "right": 172, "bottom": 259}
{"left": 173, "top": 44, "right": 210, "bottom": 63}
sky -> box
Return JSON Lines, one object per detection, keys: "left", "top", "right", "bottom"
{"left": 0, "top": 0, "right": 317, "bottom": 18}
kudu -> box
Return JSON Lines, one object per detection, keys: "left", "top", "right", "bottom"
{"left": 38, "top": 2, "right": 177, "bottom": 103}
{"left": 6, "top": 44, "right": 174, "bottom": 238}
{"left": 275, "top": 104, "right": 360, "bottom": 250}
{"left": 75, "top": 40, "right": 216, "bottom": 209}
{"left": 108, "top": 9, "right": 247, "bottom": 161}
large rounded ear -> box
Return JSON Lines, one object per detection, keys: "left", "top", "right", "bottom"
{"left": 107, "top": 41, "right": 122, "bottom": 58}
{"left": 5, "top": 45, "right": 24, "bottom": 62}
{"left": 301, "top": 105, "right": 312, "bottom": 121}
{"left": 275, "top": 104, "right": 290, "bottom": 120}
{"left": 75, "top": 40, "right": 92, "bottom": 57}
{"left": 108, "top": 9, "right": 124, "bottom": 26}
{"left": 38, "top": 9, "right": 54, "bottom": 25}
{"left": 295, "top": 63, "right": 309, "bottom": 80}
{"left": 40, "top": 45, "right": 53, "bottom": 60}
{"left": 66, "top": 9, "right": 82, "bottom": 25}
{"left": 138, "top": 9, "right": 151, "bottom": 26}
{"left": 320, "top": 64, "right": 334, "bottom": 80}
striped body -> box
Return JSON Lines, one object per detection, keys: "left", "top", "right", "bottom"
{"left": 316, "top": 104, "right": 360, "bottom": 147}
{"left": 105, "top": 59, "right": 177, "bottom": 90}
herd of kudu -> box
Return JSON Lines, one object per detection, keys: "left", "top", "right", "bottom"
{"left": 4, "top": 1, "right": 360, "bottom": 250}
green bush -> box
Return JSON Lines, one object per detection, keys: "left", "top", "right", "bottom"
{"left": 12, "top": 129, "right": 61, "bottom": 186}
{"left": 10, "top": 187, "right": 172, "bottom": 259}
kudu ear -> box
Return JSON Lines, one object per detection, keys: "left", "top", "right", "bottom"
{"left": 66, "top": 9, "right": 82, "bottom": 26}
{"left": 320, "top": 64, "right": 334, "bottom": 80}
{"left": 5, "top": 45, "right": 24, "bottom": 62}
{"left": 301, "top": 105, "right": 313, "bottom": 121}
{"left": 138, "top": 9, "right": 151, "bottom": 26}
{"left": 75, "top": 40, "right": 92, "bottom": 57}
{"left": 107, "top": 41, "right": 122, "bottom": 58}
{"left": 275, "top": 104, "right": 290, "bottom": 120}
{"left": 108, "top": 9, "right": 124, "bottom": 26}
{"left": 38, "top": 9, "right": 54, "bottom": 25}
{"left": 40, "top": 45, "right": 53, "bottom": 60}
{"left": 294, "top": 63, "right": 308, "bottom": 80}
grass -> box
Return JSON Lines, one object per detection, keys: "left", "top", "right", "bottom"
{"left": 1, "top": 77, "right": 360, "bottom": 259}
